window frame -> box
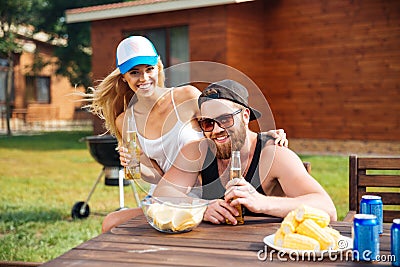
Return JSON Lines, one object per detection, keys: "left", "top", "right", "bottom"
{"left": 123, "top": 25, "right": 189, "bottom": 68}
{"left": 25, "top": 75, "right": 51, "bottom": 104}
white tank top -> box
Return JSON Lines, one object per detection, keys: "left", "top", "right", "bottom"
{"left": 128, "top": 89, "right": 203, "bottom": 173}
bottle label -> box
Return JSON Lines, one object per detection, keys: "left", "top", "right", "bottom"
{"left": 124, "top": 131, "right": 141, "bottom": 180}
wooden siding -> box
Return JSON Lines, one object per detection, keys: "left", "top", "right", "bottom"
{"left": 259, "top": 0, "right": 400, "bottom": 140}
{"left": 226, "top": 0, "right": 274, "bottom": 132}
{"left": 90, "top": 0, "right": 400, "bottom": 141}
{"left": 91, "top": 6, "right": 228, "bottom": 81}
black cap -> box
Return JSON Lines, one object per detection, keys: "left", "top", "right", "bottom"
{"left": 198, "top": 79, "right": 261, "bottom": 121}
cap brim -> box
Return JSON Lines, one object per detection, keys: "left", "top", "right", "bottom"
{"left": 118, "top": 56, "right": 158, "bottom": 74}
{"left": 249, "top": 107, "right": 261, "bottom": 121}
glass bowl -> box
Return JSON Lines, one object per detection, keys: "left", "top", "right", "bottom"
{"left": 141, "top": 196, "right": 208, "bottom": 233}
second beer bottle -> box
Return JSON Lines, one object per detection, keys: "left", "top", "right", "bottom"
{"left": 226, "top": 150, "right": 245, "bottom": 225}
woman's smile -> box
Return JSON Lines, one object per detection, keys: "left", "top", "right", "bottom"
{"left": 137, "top": 82, "right": 153, "bottom": 90}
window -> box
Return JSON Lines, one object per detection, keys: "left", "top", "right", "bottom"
{"left": 25, "top": 76, "right": 50, "bottom": 103}
{"left": 0, "top": 58, "right": 12, "bottom": 104}
{"left": 0, "top": 71, "right": 7, "bottom": 103}
{"left": 125, "top": 26, "right": 189, "bottom": 86}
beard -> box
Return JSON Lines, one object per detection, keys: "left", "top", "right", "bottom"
{"left": 211, "top": 119, "right": 247, "bottom": 159}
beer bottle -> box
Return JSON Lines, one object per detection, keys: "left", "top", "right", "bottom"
{"left": 124, "top": 131, "right": 141, "bottom": 180}
{"left": 226, "top": 150, "right": 244, "bottom": 225}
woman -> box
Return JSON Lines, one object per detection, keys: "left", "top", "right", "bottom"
{"left": 86, "top": 36, "right": 287, "bottom": 232}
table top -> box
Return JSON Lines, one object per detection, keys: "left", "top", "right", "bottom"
{"left": 42, "top": 215, "right": 394, "bottom": 267}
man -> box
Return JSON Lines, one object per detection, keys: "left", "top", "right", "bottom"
{"left": 154, "top": 79, "right": 337, "bottom": 225}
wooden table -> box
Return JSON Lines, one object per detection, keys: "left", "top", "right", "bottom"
{"left": 42, "top": 215, "right": 394, "bottom": 266}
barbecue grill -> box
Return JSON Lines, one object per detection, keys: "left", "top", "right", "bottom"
{"left": 71, "top": 135, "right": 140, "bottom": 219}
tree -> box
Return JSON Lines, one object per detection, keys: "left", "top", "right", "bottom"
{"left": 0, "top": 0, "right": 123, "bottom": 135}
{"left": 30, "top": 0, "right": 124, "bottom": 88}
{"left": 0, "top": 0, "right": 39, "bottom": 136}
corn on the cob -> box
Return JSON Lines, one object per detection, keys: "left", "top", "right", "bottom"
{"left": 282, "top": 233, "right": 320, "bottom": 250}
{"left": 294, "top": 205, "right": 330, "bottom": 228}
{"left": 296, "top": 219, "right": 335, "bottom": 250}
{"left": 281, "top": 210, "right": 299, "bottom": 234}
{"left": 323, "top": 227, "right": 341, "bottom": 249}
{"left": 274, "top": 228, "right": 285, "bottom": 247}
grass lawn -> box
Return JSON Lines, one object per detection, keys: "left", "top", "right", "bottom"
{"left": 0, "top": 131, "right": 350, "bottom": 262}
{"left": 0, "top": 131, "right": 140, "bottom": 262}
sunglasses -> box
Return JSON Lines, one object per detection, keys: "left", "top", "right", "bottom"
{"left": 198, "top": 109, "right": 242, "bottom": 132}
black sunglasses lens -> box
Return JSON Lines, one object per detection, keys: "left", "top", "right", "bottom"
{"left": 199, "top": 110, "right": 240, "bottom": 132}
{"left": 199, "top": 119, "right": 214, "bottom": 132}
{"left": 217, "top": 114, "right": 234, "bottom": 128}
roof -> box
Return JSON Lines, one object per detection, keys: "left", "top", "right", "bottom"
{"left": 65, "top": 0, "right": 254, "bottom": 23}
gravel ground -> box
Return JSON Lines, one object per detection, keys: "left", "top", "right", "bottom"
{"left": 290, "top": 138, "right": 400, "bottom": 156}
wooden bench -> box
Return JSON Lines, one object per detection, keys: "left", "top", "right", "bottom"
{"left": 344, "top": 154, "right": 400, "bottom": 222}
{"left": 0, "top": 261, "right": 41, "bottom": 267}
{"left": 303, "top": 161, "right": 311, "bottom": 174}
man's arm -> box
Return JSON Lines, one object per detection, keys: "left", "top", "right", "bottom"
{"left": 225, "top": 145, "right": 337, "bottom": 221}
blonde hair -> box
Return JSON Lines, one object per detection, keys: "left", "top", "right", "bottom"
{"left": 85, "top": 58, "right": 165, "bottom": 141}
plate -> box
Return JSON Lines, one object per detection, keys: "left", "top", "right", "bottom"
{"left": 263, "top": 234, "right": 353, "bottom": 256}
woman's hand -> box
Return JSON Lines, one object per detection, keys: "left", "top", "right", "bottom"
{"left": 266, "top": 128, "right": 288, "bottom": 147}
{"left": 119, "top": 145, "right": 164, "bottom": 184}
{"left": 118, "top": 146, "right": 131, "bottom": 167}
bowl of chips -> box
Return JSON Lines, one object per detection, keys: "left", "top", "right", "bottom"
{"left": 141, "top": 196, "right": 208, "bottom": 233}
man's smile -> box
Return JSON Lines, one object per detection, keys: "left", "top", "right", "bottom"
{"left": 211, "top": 132, "right": 230, "bottom": 143}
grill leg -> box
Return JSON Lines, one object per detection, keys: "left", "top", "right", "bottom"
{"left": 130, "top": 180, "right": 141, "bottom": 208}
{"left": 118, "top": 169, "right": 126, "bottom": 209}
{"left": 81, "top": 168, "right": 105, "bottom": 213}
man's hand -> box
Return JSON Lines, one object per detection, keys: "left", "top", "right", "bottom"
{"left": 225, "top": 178, "right": 264, "bottom": 214}
{"left": 203, "top": 199, "right": 240, "bottom": 225}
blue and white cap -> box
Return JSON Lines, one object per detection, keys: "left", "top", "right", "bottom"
{"left": 116, "top": 36, "right": 159, "bottom": 74}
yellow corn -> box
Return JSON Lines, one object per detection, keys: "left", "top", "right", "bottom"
{"left": 295, "top": 205, "right": 330, "bottom": 228}
{"left": 296, "top": 219, "right": 335, "bottom": 250}
{"left": 282, "top": 233, "right": 320, "bottom": 250}
{"left": 281, "top": 210, "right": 299, "bottom": 234}
{"left": 274, "top": 228, "right": 285, "bottom": 247}
{"left": 323, "top": 227, "right": 341, "bottom": 249}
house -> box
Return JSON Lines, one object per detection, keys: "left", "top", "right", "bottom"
{"left": 65, "top": 0, "right": 400, "bottom": 153}
{"left": 0, "top": 27, "right": 91, "bottom": 131}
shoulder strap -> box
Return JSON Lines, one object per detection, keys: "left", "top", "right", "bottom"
{"left": 126, "top": 105, "right": 138, "bottom": 132}
{"left": 170, "top": 88, "right": 182, "bottom": 121}
{"left": 242, "top": 133, "right": 274, "bottom": 217}
{"left": 201, "top": 148, "right": 226, "bottom": 200}
{"left": 259, "top": 131, "right": 275, "bottom": 145}
{"left": 244, "top": 133, "right": 264, "bottom": 194}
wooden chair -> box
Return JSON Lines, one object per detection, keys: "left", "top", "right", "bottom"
{"left": 303, "top": 162, "right": 311, "bottom": 174}
{"left": 344, "top": 154, "right": 400, "bottom": 222}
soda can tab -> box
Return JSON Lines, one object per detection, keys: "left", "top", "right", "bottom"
{"left": 392, "top": 219, "right": 400, "bottom": 267}
{"left": 353, "top": 214, "right": 380, "bottom": 261}
{"left": 360, "top": 195, "right": 383, "bottom": 234}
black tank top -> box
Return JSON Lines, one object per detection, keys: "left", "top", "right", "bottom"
{"left": 201, "top": 133, "right": 273, "bottom": 216}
